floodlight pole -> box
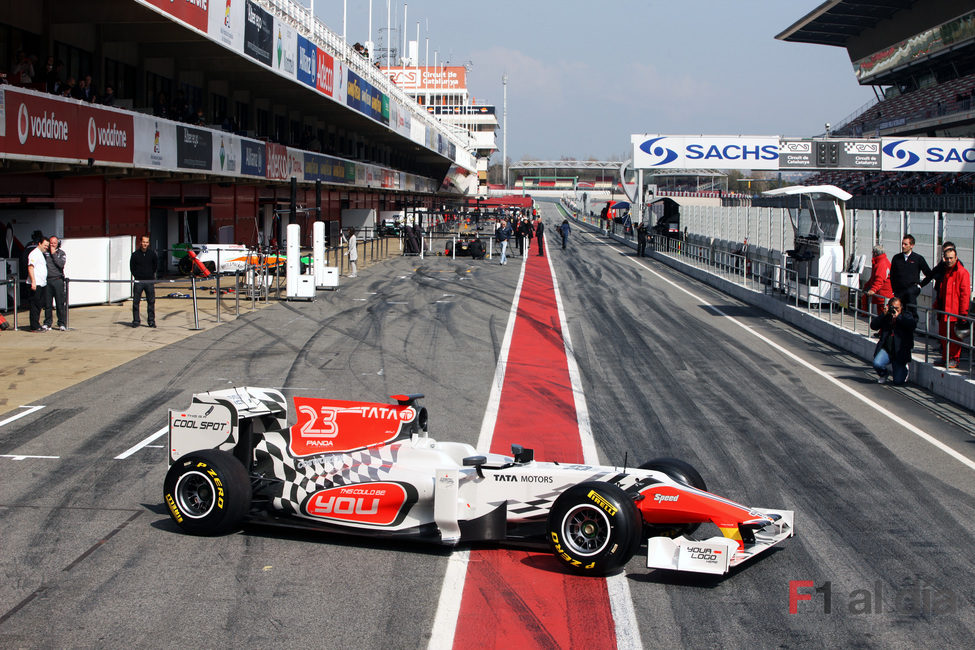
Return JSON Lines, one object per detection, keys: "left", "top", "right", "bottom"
{"left": 502, "top": 72, "right": 508, "bottom": 189}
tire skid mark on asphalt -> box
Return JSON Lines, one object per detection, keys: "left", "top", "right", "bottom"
{"left": 615, "top": 248, "right": 975, "bottom": 472}
{"left": 0, "top": 510, "right": 141, "bottom": 626}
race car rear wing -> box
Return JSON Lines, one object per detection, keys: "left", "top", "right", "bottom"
{"left": 168, "top": 387, "right": 287, "bottom": 464}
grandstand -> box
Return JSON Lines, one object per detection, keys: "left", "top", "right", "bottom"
{"left": 778, "top": 1, "right": 975, "bottom": 202}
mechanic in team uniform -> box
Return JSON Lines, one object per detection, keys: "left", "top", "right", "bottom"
{"left": 129, "top": 235, "right": 158, "bottom": 328}
{"left": 889, "top": 234, "right": 931, "bottom": 321}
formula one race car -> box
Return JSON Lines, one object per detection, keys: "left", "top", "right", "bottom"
{"left": 164, "top": 388, "right": 795, "bottom": 576}
{"left": 173, "top": 243, "right": 288, "bottom": 275}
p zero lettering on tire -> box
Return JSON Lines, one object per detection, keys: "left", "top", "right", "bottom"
{"left": 546, "top": 481, "right": 642, "bottom": 576}
{"left": 163, "top": 449, "right": 251, "bottom": 536}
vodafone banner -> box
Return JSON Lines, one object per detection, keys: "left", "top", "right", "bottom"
{"left": 1, "top": 86, "right": 133, "bottom": 165}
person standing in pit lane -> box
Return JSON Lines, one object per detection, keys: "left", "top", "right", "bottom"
{"left": 129, "top": 235, "right": 158, "bottom": 328}
{"left": 27, "top": 236, "right": 50, "bottom": 332}
{"left": 863, "top": 245, "right": 893, "bottom": 319}
{"left": 496, "top": 218, "right": 512, "bottom": 265}
{"left": 934, "top": 247, "right": 970, "bottom": 368}
{"left": 345, "top": 228, "right": 358, "bottom": 278}
{"left": 535, "top": 218, "right": 545, "bottom": 257}
{"left": 559, "top": 219, "right": 571, "bottom": 250}
{"left": 44, "top": 235, "right": 68, "bottom": 330}
{"left": 637, "top": 222, "right": 648, "bottom": 257}
{"left": 889, "top": 234, "right": 931, "bottom": 321}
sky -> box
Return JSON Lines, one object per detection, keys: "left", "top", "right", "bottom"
{"left": 311, "top": 1, "right": 879, "bottom": 162}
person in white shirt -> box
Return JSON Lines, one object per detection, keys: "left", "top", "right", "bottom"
{"left": 27, "top": 237, "right": 50, "bottom": 332}
{"left": 345, "top": 228, "right": 358, "bottom": 278}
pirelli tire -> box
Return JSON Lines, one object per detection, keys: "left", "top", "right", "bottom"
{"left": 547, "top": 481, "right": 642, "bottom": 576}
{"left": 639, "top": 457, "right": 707, "bottom": 539}
{"left": 163, "top": 449, "right": 251, "bottom": 536}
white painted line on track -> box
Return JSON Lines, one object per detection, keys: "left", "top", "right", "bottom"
{"left": 115, "top": 426, "right": 167, "bottom": 460}
{"left": 0, "top": 405, "right": 46, "bottom": 427}
{"left": 428, "top": 253, "right": 529, "bottom": 650}
{"left": 620, "top": 249, "right": 975, "bottom": 472}
{"left": 547, "top": 251, "right": 643, "bottom": 649}
{"left": 1, "top": 454, "right": 59, "bottom": 460}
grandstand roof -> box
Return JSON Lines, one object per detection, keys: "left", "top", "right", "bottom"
{"left": 509, "top": 161, "right": 622, "bottom": 171}
{"left": 776, "top": 0, "right": 913, "bottom": 47}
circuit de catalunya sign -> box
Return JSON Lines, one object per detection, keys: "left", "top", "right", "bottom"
{"left": 631, "top": 134, "right": 975, "bottom": 172}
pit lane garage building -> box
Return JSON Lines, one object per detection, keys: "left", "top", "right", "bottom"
{"left": 0, "top": 0, "right": 477, "bottom": 259}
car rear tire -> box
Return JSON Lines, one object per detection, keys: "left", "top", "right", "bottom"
{"left": 177, "top": 256, "right": 193, "bottom": 276}
{"left": 547, "top": 481, "right": 642, "bottom": 576}
{"left": 639, "top": 457, "right": 707, "bottom": 538}
{"left": 163, "top": 449, "right": 251, "bottom": 536}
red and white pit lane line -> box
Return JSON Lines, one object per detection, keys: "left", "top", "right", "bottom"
{"left": 429, "top": 236, "right": 642, "bottom": 649}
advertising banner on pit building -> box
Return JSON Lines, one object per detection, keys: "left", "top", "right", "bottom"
{"left": 1, "top": 86, "right": 134, "bottom": 165}
{"left": 209, "top": 0, "right": 246, "bottom": 51}
{"left": 272, "top": 15, "right": 298, "bottom": 81}
{"left": 881, "top": 137, "right": 975, "bottom": 172}
{"left": 142, "top": 0, "right": 210, "bottom": 33}
{"left": 632, "top": 134, "right": 780, "bottom": 170}
{"left": 244, "top": 0, "right": 273, "bottom": 67}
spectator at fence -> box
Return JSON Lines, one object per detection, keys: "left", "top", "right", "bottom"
{"left": 27, "top": 236, "right": 50, "bottom": 332}
{"left": 129, "top": 235, "right": 157, "bottom": 328}
{"left": 637, "top": 222, "right": 648, "bottom": 257}
{"left": 45, "top": 235, "right": 67, "bottom": 331}
{"left": 870, "top": 297, "right": 915, "bottom": 385}
{"left": 920, "top": 241, "right": 961, "bottom": 298}
{"left": 890, "top": 234, "right": 931, "bottom": 320}
{"left": 935, "top": 247, "right": 970, "bottom": 368}
{"left": 518, "top": 218, "right": 533, "bottom": 256}
{"left": 863, "top": 245, "right": 893, "bottom": 318}
{"left": 100, "top": 84, "right": 116, "bottom": 107}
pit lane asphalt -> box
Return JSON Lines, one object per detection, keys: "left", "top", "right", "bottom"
{"left": 1, "top": 200, "right": 973, "bottom": 647}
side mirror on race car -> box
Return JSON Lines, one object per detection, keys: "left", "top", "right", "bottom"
{"left": 511, "top": 444, "right": 534, "bottom": 463}
{"left": 463, "top": 455, "right": 487, "bottom": 478}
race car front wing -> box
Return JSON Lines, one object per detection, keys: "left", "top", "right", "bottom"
{"left": 646, "top": 509, "right": 795, "bottom": 575}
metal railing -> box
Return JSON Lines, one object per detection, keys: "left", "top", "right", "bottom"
{"left": 651, "top": 233, "right": 975, "bottom": 377}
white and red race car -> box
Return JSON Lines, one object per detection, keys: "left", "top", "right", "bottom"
{"left": 164, "top": 388, "right": 795, "bottom": 576}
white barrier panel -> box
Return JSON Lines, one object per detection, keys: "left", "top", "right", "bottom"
{"left": 62, "top": 235, "right": 134, "bottom": 305}
{"left": 286, "top": 223, "right": 314, "bottom": 300}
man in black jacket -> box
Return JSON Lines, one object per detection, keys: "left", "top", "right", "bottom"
{"left": 889, "top": 234, "right": 931, "bottom": 319}
{"left": 129, "top": 235, "right": 158, "bottom": 327}
{"left": 870, "top": 297, "right": 915, "bottom": 385}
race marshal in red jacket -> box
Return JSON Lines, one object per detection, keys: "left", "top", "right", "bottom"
{"left": 864, "top": 246, "right": 893, "bottom": 316}
{"left": 935, "top": 248, "right": 971, "bottom": 367}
